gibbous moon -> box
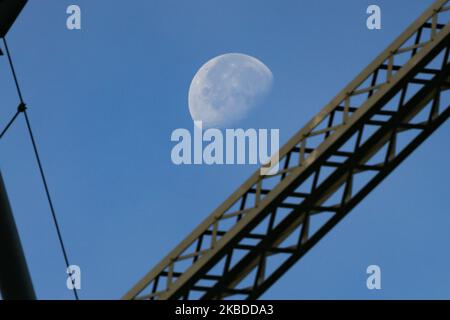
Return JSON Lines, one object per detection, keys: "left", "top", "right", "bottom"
{"left": 188, "top": 53, "right": 273, "bottom": 128}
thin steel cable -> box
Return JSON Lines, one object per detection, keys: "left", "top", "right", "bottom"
{"left": 0, "top": 110, "right": 20, "bottom": 139}
{"left": 2, "top": 38, "right": 24, "bottom": 103}
{"left": 2, "top": 37, "right": 79, "bottom": 300}
{"left": 23, "top": 111, "right": 79, "bottom": 300}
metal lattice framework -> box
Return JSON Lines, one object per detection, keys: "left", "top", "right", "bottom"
{"left": 124, "top": 0, "right": 450, "bottom": 300}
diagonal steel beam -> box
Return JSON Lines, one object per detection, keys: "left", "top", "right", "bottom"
{"left": 0, "top": 0, "right": 28, "bottom": 38}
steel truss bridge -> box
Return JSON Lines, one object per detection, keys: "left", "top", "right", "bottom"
{"left": 124, "top": 0, "right": 450, "bottom": 300}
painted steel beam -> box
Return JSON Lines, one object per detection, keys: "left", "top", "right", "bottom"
{"left": 0, "top": 0, "right": 28, "bottom": 38}
{"left": 0, "top": 172, "right": 36, "bottom": 300}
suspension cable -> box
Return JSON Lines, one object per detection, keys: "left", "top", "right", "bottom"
{"left": 1, "top": 37, "right": 79, "bottom": 300}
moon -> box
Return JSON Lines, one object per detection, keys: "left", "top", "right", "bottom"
{"left": 188, "top": 53, "right": 273, "bottom": 128}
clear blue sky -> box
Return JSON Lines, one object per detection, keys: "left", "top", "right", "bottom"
{"left": 0, "top": 0, "right": 448, "bottom": 299}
